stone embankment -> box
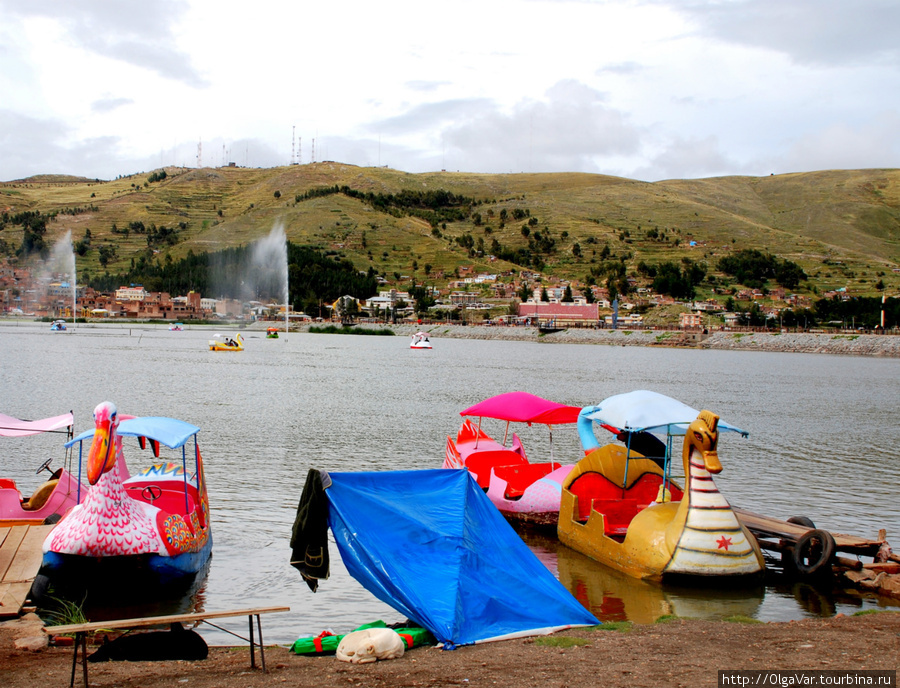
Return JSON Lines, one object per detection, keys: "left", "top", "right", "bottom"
{"left": 343, "top": 323, "right": 900, "bottom": 357}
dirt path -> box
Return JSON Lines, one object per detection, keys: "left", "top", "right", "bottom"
{"left": 3, "top": 612, "right": 899, "bottom": 688}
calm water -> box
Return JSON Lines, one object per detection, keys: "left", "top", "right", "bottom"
{"left": 2, "top": 322, "right": 898, "bottom": 644}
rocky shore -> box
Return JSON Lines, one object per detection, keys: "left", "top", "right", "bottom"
{"left": 334, "top": 323, "right": 900, "bottom": 357}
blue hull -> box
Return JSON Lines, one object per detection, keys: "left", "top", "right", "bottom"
{"left": 41, "top": 536, "right": 213, "bottom": 589}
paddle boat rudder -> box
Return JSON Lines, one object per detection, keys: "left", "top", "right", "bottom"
{"left": 41, "top": 401, "right": 211, "bottom": 589}
{"left": 0, "top": 411, "right": 84, "bottom": 526}
{"left": 558, "top": 390, "right": 764, "bottom": 580}
{"left": 443, "top": 392, "right": 580, "bottom": 527}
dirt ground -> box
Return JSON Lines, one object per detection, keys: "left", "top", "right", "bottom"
{"left": 3, "top": 612, "right": 899, "bottom": 688}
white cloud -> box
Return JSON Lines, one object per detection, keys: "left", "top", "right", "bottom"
{"left": 0, "top": 0, "right": 897, "bottom": 181}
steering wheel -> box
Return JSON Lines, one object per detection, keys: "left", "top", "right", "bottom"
{"left": 141, "top": 485, "right": 163, "bottom": 503}
{"left": 36, "top": 458, "right": 54, "bottom": 475}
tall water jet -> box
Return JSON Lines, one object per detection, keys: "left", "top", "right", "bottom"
{"left": 249, "top": 223, "right": 289, "bottom": 338}
{"left": 42, "top": 231, "right": 77, "bottom": 330}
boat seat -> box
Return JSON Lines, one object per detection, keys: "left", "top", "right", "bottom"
{"left": 0, "top": 478, "right": 18, "bottom": 491}
{"left": 493, "top": 463, "right": 557, "bottom": 499}
{"left": 21, "top": 479, "right": 58, "bottom": 511}
{"left": 590, "top": 498, "right": 639, "bottom": 536}
{"left": 465, "top": 451, "right": 526, "bottom": 489}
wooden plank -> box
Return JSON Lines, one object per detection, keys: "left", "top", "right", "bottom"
{"left": 0, "top": 524, "right": 55, "bottom": 617}
{"left": 0, "top": 525, "right": 28, "bottom": 580}
{"left": 734, "top": 508, "right": 885, "bottom": 555}
{"left": 3, "top": 525, "right": 52, "bottom": 583}
{"left": 45, "top": 606, "right": 292, "bottom": 635}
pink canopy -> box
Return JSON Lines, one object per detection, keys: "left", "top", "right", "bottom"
{"left": 460, "top": 392, "right": 581, "bottom": 425}
{"left": 0, "top": 412, "right": 74, "bottom": 437}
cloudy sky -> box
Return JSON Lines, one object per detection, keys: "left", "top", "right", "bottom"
{"left": 1, "top": 0, "right": 898, "bottom": 182}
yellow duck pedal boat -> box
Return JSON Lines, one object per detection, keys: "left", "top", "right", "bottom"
{"left": 558, "top": 390, "right": 764, "bottom": 581}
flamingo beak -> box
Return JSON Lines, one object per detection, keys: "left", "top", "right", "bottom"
{"left": 87, "top": 415, "right": 116, "bottom": 485}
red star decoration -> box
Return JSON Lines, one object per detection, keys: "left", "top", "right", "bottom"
{"left": 716, "top": 536, "right": 733, "bottom": 551}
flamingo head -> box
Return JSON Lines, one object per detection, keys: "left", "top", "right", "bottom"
{"left": 87, "top": 401, "right": 120, "bottom": 485}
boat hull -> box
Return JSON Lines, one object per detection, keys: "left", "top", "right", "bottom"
{"left": 41, "top": 535, "right": 213, "bottom": 589}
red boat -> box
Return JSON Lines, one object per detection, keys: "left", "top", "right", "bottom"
{"left": 443, "top": 392, "right": 581, "bottom": 527}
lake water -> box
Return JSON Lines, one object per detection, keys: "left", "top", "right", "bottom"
{"left": 2, "top": 321, "right": 898, "bottom": 645}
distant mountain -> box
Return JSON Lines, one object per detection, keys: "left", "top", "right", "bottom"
{"left": 2, "top": 163, "right": 898, "bottom": 299}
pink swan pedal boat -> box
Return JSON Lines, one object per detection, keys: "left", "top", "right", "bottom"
{"left": 0, "top": 411, "right": 83, "bottom": 526}
{"left": 41, "top": 401, "right": 211, "bottom": 587}
{"left": 443, "top": 392, "right": 581, "bottom": 527}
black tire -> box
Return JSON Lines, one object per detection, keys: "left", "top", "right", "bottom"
{"left": 792, "top": 529, "right": 836, "bottom": 577}
{"left": 43, "top": 512, "right": 61, "bottom": 525}
{"left": 28, "top": 573, "right": 51, "bottom": 605}
{"left": 787, "top": 516, "right": 816, "bottom": 529}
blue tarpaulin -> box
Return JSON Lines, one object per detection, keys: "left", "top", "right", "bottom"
{"left": 325, "top": 469, "right": 598, "bottom": 647}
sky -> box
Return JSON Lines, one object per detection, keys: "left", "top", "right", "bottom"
{"left": 1, "top": 0, "right": 898, "bottom": 183}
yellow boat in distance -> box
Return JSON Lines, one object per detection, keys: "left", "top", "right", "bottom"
{"left": 558, "top": 390, "right": 765, "bottom": 581}
{"left": 208, "top": 333, "right": 244, "bottom": 351}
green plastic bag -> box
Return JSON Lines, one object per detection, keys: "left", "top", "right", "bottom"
{"left": 290, "top": 620, "right": 435, "bottom": 655}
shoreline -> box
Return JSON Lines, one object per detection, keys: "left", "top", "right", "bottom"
{"left": 345, "top": 323, "right": 900, "bottom": 357}
{"left": 4, "top": 319, "right": 898, "bottom": 357}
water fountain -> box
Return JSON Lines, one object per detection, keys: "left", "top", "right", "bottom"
{"left": 40, "top": 231, "right": 77, "bottom": 330}
{"left": 249, "top": 223, "right": 289, "bottom": 338}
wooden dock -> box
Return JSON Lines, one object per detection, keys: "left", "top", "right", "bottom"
{"left": 0, "top": 524, "right": 53, "bottom": 618}
{"left": 734, "top": 507, "right": 899, "bottom": 582}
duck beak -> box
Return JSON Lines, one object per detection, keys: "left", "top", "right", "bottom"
{"left": 87, "top": 420, "right": 115, "bottom": 485}
{"left": 703, "top": 450, "right": 722, "bottom": 474}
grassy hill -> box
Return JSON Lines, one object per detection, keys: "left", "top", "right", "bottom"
{"left": 2, "top": 163, "right": 898, "bottom": 300}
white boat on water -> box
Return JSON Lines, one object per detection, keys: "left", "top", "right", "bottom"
{"left": 410, "top": 331, "right": 432, "bottom": 349}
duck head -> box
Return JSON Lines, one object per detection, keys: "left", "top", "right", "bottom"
{"left": 87, "top": 401, "right": 120, "bottom": 485}
{"left": 684, "top": 409, "right": 722, "bottom": 474}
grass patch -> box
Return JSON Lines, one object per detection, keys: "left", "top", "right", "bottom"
{"left": 654, "top": 614, "right": 688, "bottom": 623}
{"left": 723, "top": 615, "right": 763, "bottom": 624}
{"left": 656, "top": 332, "right": 673, "bottom": 342}
{"left": 534, "top": 636, "right": 591, "bottom": 648}
{"left": 592, "top": 621, "right": 633, "bottom": 632}
{"left": 732, "top": 333, "right": 745, "bottom": 340}
{"left": 40, "top": 595, "right": 88, "bottom": 627}
{"left": 832, "top": 334, "right": 859, "bottom": 341}
{"left": 308, "top": 325, "right": 395, "bottom": 336}
{"left": 622, "top": 330, "right": 633, "bottom": 335}
{"left": 852, "top": 609, "right": 895, "bottom": 617}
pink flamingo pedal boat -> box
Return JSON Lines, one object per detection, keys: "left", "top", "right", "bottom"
{"left": 443, "top": 392, "right": 581, "bottom": 527}
{"left": 0, "top": 411, "right": 83, "bottom": 526}
{"left": 41, "top": 401, "right": 211, "bottom": 588}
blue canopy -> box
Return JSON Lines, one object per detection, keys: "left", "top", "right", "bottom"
{"left": 581, "top": 390, "right": 748, "bottom": 438}
{"left": 325, "top": 469, "right": 598, "bottom": 647}
{"left": 65, "top": 416, "right": 200, "bottom": 449}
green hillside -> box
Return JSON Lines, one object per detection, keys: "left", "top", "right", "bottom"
{"left": 2, "top": 163, "right": 898, "bottom": 299}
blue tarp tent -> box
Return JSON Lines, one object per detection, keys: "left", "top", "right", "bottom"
{"left": 325, "top": 469, "right": 598, "bottom": 647}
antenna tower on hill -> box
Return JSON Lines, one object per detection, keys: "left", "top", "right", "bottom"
{"left": 292, "top": 126, "right": 296, "bottom": 164}
{"left": 197, "top": 138, "right": 202, "bottom": 168}
{"left": 311, "top": 137, "right": 315, "bottom": 163}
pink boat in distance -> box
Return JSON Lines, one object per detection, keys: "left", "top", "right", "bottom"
{"left": 0, "top": 411, "right": 84, "bottom": 526}
{"left": 443, "top": 392, "right": 581, "bottom": 527}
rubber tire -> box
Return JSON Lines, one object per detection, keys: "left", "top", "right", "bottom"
{"left": 792, "top": 529, "right": 836, "bottom": 577}
{"left": 787, "top": 516, "right": 816, "bottom": 528}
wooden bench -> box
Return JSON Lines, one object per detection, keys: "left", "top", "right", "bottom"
{"left": 44, "top": 605, "right": 291, "bottom": 688}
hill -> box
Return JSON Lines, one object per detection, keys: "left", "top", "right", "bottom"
{"left": 1, "top": 163, "right": 898, "bottom": 300}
